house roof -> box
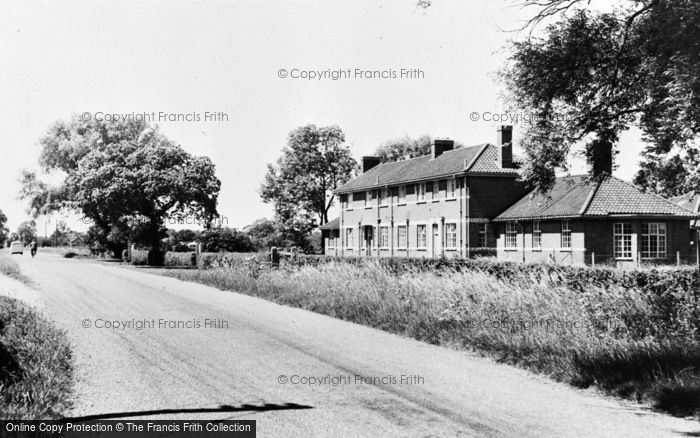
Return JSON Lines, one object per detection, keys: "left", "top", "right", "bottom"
{"left": 319, "top": 217, "right": 340, "bottom": 230}
{"left": 671, "top": 191, "right": 700, "bottom": 227}
{"left": 494, "top": 175, "right": 700, "bottom": 221}
{"left": 335, "top": 144, "right": 518, "bottom": 193}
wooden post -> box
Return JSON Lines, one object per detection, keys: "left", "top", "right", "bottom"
{"left": 677, "top": 251, "right": 680, "bottom": 267}
{"left": 591, "top": 252, "right": 595, "bottom": 267}
{"left": 271, "top": 247, "right": 280, "bottom": 267}
{"left": 637, "top": 251, "right": 641, "bottom": 268}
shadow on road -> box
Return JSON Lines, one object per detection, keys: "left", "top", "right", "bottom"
{"left": 62, "top": 402, "right": 313, "bottom": 421}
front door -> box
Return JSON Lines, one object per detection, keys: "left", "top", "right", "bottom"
{"left": 364, "top": 226, "right": 373, "bottom": 256}
{"left": 432, "top": 223, "right": 440, "bottom": 258}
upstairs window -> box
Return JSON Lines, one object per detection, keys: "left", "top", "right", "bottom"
{"left": 398, "top": 186, "right": 406, "bottom": 204}
{"left": 416, "top": 183, "right": 426, "bottom": 202}
{"left": 446, "top": 178, "right": 456, "bottom": 199}
{"left": 365, "top": 190, "right": 373, "bottom": 207}
{"left": 431, "top": 181, "right": 439, "bottom": 200}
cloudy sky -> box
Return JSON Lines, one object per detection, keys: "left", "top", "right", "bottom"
{"left": 0, "top": 0, "right": 641, "bottom": 233}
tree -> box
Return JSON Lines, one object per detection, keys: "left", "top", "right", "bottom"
{"left": 199, "top": 227, "right": 254, "bottom": 253}
{"left": 16, "top": 220, "right": 37, "bottom": 246}
{"left": 243, "top": 218, "right": 286, "bottom": 251}
{"left": 261, "top": 125, "right": 357, "bottom": 245}
{"left": 501, "top": 1, "right": 700, "bottom": 193}
{"left": 21, "top": 116, "right": 221, "bottom": 263}
{"left": 0, "top": 210, "right": 8, "bottom": 246}
{"left": 374, "top": 135, "right": 463, "bottom": 163}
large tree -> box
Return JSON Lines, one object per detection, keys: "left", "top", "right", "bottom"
{"left": 261, "top": 125, "right": 357, "bottom": 245}
{"left": 21, "top": 116, "right": 221, "bottom": 263}
{"left": 374, "top": 135, "right": 465, "bottom": 163}
{"left": 0, "top": 210, "right": 8, "bottom": 246}
{"left": 501, "top": 0, "right": 700, "bottom": 194}
{"left": 16, "top": 220, "right": 36, "bottom": 246}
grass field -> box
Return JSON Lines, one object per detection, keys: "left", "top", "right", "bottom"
{"left": 163, "top": 260, "right": 700, "bottom": 418}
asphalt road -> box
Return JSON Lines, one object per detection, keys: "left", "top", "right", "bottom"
{"left": 1, "top": 252, "right": 698, "bottom": 437}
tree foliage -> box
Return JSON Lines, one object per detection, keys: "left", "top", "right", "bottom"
{"left": 502, "top": 0, "right": 700, "bottom": 194}
{"left": 373, "top": 135, "right": 465, "bottom": 163}
{"left": 0, "top": 210, "right": 8, "bottom": 246}
{"left": 16, "top": 220, "right": 37, "bottom": 246}
{"left": 261, "top": 125, "right": 357, "bottom": 246}
{"left": 21, "top": 116, "right": 221, "bottom": 262}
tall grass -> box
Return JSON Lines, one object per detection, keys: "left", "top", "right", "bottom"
{"left": 165, "top": 260, "right": 700, "bottom": 417}
{"left": 0, "top": 255, "right": 32, "bottom": 285}
{"left": 0, "top": 296, "right": 73, "bottom": 419}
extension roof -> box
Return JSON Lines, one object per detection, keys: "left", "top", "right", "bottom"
{"left": 335, "top": 144, "right": 518, "bottom": 194}
{"left": 670, "top": 191, "right": 700, "bottom": 228}
{"left": 319, "top": 217, "right": 340, "bottom": 230}
{"left": 494, "top": 175, "right": 700, "bottom": 221}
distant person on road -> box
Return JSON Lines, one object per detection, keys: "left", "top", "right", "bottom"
{"left": 30, "top": 240, "right": 37, "bottom": 258}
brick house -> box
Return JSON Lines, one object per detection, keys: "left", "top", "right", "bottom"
{"left": 322, "top": 126, "right": 529, "bottom": 258}
{"left": 493, "top": 176, "right": 699, "bottom": 267}
{"left": 321, "top": 126, "right": 699, "bottom": 266}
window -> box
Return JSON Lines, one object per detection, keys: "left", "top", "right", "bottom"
{"left": 561, "top": 220, "right": 571, "bottom": 249}
{"left": 479, "top": 223, "right": 488, "bottom": 247}
{"left": 341, "top": 194, "right": 348, "bottom": 210}
{"left": 397, "top": 225, "right": 407, "bottom": 248}
{"left": 416, "top": 183, "right": 426, "bottom": 202}
{"left": 417, "top": 225, "right": 427, "bottom": 248}
{"left": 345, "top": 228, "right": 354, "bottom": 248}
{"left": 505, "top": 221, "right": 517, "bottom": 248}
{"left": 431, "top": 181, "right": 439, "bottom": 200}
{"left": 446, "top": 179, "right": 456, "bottom": 199}
{"left": 614, "top": 223, "right": 633, "bottom": 259}
{"left": 641, "top": 223, "right": 666, "bottom": 259}
{"left": 379, "top": 226, "right": 389, "bottom": 249}
{"left": 398, "top": 186, "right": 406, "bottom": 204}
{"left": 445, "top": 223, "right": 457, "bottom": 249}
{"left": 532, "top": 221, "right": 541, "bottom": 250}
{"left": 365, "top": 190, "right": 373, "bottom": 208}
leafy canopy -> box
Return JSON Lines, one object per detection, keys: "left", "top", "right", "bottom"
{"left": 502, "top": 0, "right": 700, "bottom": 195}
{"left": 261, "top": 125, "right": 357, "bottom": 246}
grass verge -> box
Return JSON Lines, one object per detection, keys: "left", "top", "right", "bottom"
{"left": 0, "top": 255, "right": 32, "bottom": 285}
{"left": 163, "top": 260, "right": 700, "bottom": 418}
{"left": 0, "top": 295, "right": 73, "bottom": 419}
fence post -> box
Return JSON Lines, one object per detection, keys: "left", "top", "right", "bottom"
{"left": 195, "top": 243, "right": 201, "bottom": 268}
{"left": 271, "top": 247, "right": 279, "bottom": 268}
{"left": 677, "top": 251, "right": 680, "bottom": 266}
{"left": 637, "top": 251, "right": 641, "bottom": 268}
{"left": 591, "top": 252, "right": 595, "bottom": 267}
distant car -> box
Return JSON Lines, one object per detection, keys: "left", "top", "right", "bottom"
{"left": 10, "top": 241, "right": 23, "bottom": 255}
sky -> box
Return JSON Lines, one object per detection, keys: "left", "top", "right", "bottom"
{"left": 0, "top": 0, "right": 643, "bottom": 234}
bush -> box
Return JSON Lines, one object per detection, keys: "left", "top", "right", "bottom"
{"left": 130, "top": 249, "right": 149, "bottom": 265}
{"left": 0, "top": 296, "right": 73, "bottom": 419}
{"left": 164, "top": 252, "right": 196, "bottom": 267}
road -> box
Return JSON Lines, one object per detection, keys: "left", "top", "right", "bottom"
{"left": 1, "top": 252, "right": 698, "bottom": 437}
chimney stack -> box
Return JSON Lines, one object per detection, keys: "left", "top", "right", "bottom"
{"left": 431, "top": 139, "right": 454, "bottom": 159}
{"left": 589, "top": 139, "right": 613, "bottom": 177}
{"left": 497, "top": 125, "right": 513, "bottom": 168}
{"left": 362, "top": 156, "right": 381, "bottom": 173}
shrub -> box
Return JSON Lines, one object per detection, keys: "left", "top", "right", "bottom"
{"left": 130, "top": 249, "right": 149, "bottom": 265}
{"left": 0, "top": 296, "right": 73, "bottom": 419}
{"left": 164, "top": 252, "right": 196, "bottom": 267}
